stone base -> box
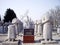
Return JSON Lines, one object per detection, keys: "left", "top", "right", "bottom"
{"left": 2, "top": 41, "right": 19, "bottom": 45}
{"left": 23, "top": 36, "right": 34, "bottom": 43}
{"left": 41, "top": 41, "right": 58, "bottom": 44}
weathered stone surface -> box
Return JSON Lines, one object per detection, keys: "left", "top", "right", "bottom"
{"left": 34, "top": 20, "right": 38, "bottom": 35}
{"left": 12, "top": 18, "right": 23, "bottom": 35}
{"left": 37, "top": 20, "right": 43, "bottom": 35}
{"left": 8, "top": 25, "right": 16, "bottom": 41}
{"left": 42, "top": 15, "right": 52, "bottom": 41}
{"left": 57, "top": 25, "right": 60, "bottom": 34}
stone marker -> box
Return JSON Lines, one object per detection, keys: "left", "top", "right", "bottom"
{"left": 8, "top": 25, "right": 16, "bottom": 41}
{"left": 42, "top": 15, "right": 52, "bottom": 41}
{"left": 23, "top": 29, "right": 34, "bottom": 43}
{"left": 37, "top": 20, "right": 43, "bottom": 35}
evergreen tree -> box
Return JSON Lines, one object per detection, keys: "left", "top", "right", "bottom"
{"left": 0, "top": 15, "right": 1, "bottom": 21}
{"left": 4, "top": 8, "right": 17, "bottom": 23}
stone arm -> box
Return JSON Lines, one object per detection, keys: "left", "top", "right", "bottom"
{"left": 42, "top": 19, "right": 53, "bottom": 25}
{"left": 42, "top": 20, "right": 50, "bottom": 25}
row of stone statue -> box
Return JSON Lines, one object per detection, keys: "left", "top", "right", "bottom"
{"left": 7, "top": 15, "right": 53, "bottom": 41}
{"left": 35, "top": 15, "right": 53, "bottom": 41}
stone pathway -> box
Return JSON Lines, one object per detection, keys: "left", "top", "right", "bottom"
{"left": 0, "top": 33, "right": 60, "bottom": 45}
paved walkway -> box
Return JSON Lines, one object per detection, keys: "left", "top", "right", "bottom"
{"left": 0, "top": 32, "right": 60, "bottom": 45}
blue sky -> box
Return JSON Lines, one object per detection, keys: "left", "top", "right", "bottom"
{"left": 0, "top": 0, "right": 60, "bottom": 21}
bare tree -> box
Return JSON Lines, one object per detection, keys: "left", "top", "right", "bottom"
{"left": 46, "top": 6, "right": 60, "bottom": 28}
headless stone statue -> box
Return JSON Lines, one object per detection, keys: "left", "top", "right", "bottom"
{"left": 34, "top": 20, "right": 38, "bottom": 35}
{"left": 57, "top": 25, "right": 60, "bottom": 34}
{"left": 42, "top": 15, "right": 53, "bottom": 41}
{"left": 12, "top": 18, "right": 23, "bottom": 35}
{"left": 37, "top": 20, "right": 43, "bottom": 35}
{"left": 8, "top": 25, "right": 16, "bottom": 41}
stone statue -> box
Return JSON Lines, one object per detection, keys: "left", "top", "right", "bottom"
{"left": 8, "top": 25, "right": 16, "bottom": 41}
{"left": 12, "top": 18, "right": 23, "bottom": 35}
{"left": 42, "top": 15, "right": 53, "bottom": 41}
{"left": 34, "top": 20, "right": 38, "bottom": 35}
{"left": 37, "top": 20, "right": 43, "bottom": 35}
{"left": 57, "top": 25, "right": 60, "bottom": 34}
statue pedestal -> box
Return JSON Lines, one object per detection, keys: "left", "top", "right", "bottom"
{"left": 41, "top": 41, "right": 58, "bottom": 44}
{"left": 2, "top": 41, "right": 19, "bottom": 45}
